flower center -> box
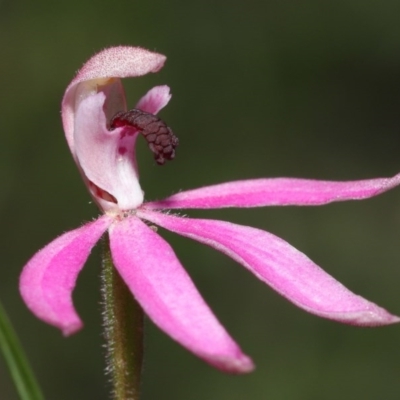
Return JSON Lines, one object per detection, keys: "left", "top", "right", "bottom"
{"left": 109, "top": 109, "right": 179, "bottom": 165}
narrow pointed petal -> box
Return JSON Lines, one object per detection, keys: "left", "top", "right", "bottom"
{"left": 20, "top": 216, "right": 112, "bottom": 335}
{"left": 146, "top": 173, "right": 400, "bottom": 209}
{"left": 62, "top": 46, "right": 166, "bottom": 151}
{"left": 109, "top": 215, "right": 254, "bottom": 373}
{"left": 139, "top": 210, "right": 399, "bottom": 326}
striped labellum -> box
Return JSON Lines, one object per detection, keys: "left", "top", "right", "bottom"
{"left": 110, "top": 109, "right": 179, "bottom": 165}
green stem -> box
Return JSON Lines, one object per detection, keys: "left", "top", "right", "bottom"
{"left": 0, "top": 300, "right": 44, "bottom": 400}
{"left": 101, "top": 233, "right": 144, "bottom": 400}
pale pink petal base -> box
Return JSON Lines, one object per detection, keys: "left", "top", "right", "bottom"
{"left": 20, "top": 216, "right": 112, "bottom": 335}
{"left": 109, "top": 215, "right": 254, "bottom": 373}
{"left": 146, "top": 173, "right": 400, "bottom": 209}
{"left": 74, "top": 92, "right": 144, "bottom": 211}
{"left": 139, "top": 210, "right": 399, "bottom": 327}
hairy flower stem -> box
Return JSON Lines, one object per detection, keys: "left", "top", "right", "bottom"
{"left": 101, "top": 233, "right": 144, "bottom": 400}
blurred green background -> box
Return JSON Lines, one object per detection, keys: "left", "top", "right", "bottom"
{"left": 1, "top": 0, "right": 400, "bottom": 399}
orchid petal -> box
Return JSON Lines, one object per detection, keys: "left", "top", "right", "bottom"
{"left": 20, "top": 216, "right": 112, "bottom": 336}
{"left": 139, "top": 210, "right": 399, "bottom": 326}
{"left": 74, "top": 92, "right": 144, "bottom": 212}
{"left": 135, "top": 85, "right": 172, "bottom": 115}
{"left": 109, "top": 215, "right": 254, "bottom": 373}
{"left": 62, "top": 46, "right": 166, "bottom": 153}
{"left": 146, "top": 173, "right": 400, "bottom": 209}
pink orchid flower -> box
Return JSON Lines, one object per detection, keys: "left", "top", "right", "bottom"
{"left": 20, "top": 46, "right": 400, "bottom": 374}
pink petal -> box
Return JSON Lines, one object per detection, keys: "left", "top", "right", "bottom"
{"left": 139, "top": 210, "right": 399, "bottom": 326}
{"left": 62, "top": 46, "right": 166, "bottom": 153}
{"left": 135, "top": 85, "right": 172, "bottom": 115}
{"left": 20, "top": 216, "right": 112, "bottom": 335}
{"left": 61, "top": 47, "right": 172, "bottom": 212}
{"left": 109, "top": 215, "right": 254, "bottom": 373}
{"left": 74, "top": 92, "right": 144, "bottom": 212}
{"left": 145, "top": 173, "right": 400, "bottom": 209}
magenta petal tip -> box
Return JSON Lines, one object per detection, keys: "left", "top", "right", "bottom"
{"left": 334, "top": 309, "right": 400, "bottom": 327}
{"left": 211, "top": 354, "right": 255, "bottom": 374}
{"left": 61, "top": 321, "right": 84, "bottom": 337}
